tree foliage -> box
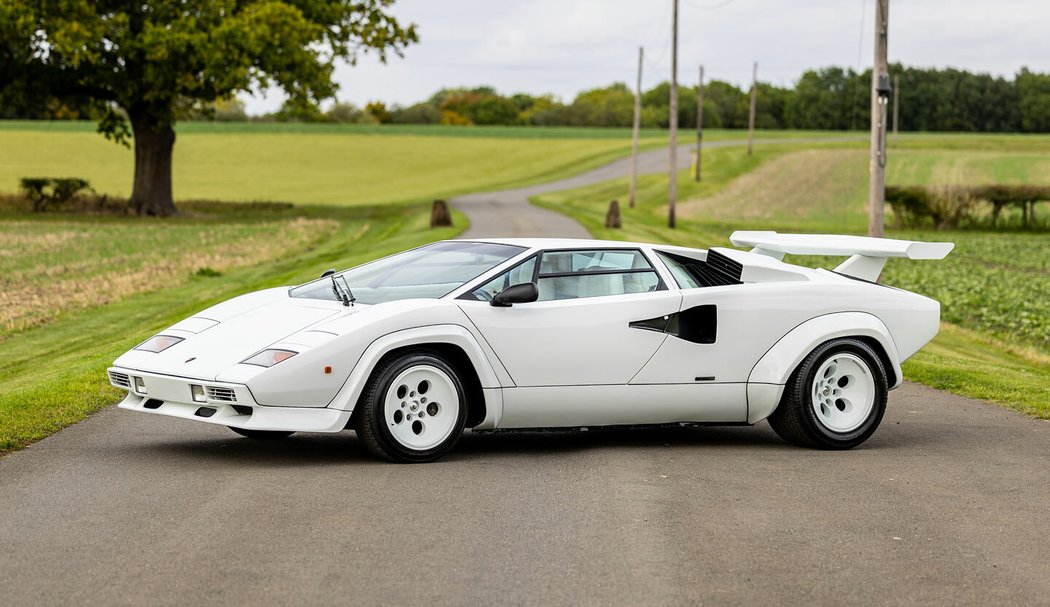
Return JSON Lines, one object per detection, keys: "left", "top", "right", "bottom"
{"left": 0, "top": 0, "right": 417, "bottom": 214}
{"left": 245, "top": 64, "right": 1050, "bottom": 134}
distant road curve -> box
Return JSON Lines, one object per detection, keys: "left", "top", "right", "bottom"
{"left": 452, "top": 136, "right": 863, "bottom": 239}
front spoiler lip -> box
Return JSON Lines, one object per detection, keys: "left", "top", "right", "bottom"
{"left": 108, "top": 367, "right": 351, "bottom": 433}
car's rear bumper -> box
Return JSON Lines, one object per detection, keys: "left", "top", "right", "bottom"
{"left": 108, "top": 367, "right": 351, "bottom": 433}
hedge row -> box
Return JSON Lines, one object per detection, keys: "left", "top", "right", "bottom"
{"left": 885, "top": 185, "right": 1049, "bottom": 229}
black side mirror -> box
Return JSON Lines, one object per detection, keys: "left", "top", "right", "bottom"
{"left": 491, "top": 282, "right": 539, "bottom": 307}
{"left": 321, "top": 268, "right": 336, "bottom": 278}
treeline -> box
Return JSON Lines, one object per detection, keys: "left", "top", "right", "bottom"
{"left": 5, "top": 64, "right": 1050, "bottom": 132}
{"left": 279, "top": 64, "right": 1050, "bottom": 132}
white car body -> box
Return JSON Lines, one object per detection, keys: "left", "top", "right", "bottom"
{"left": 109, "top": 232, "right": 952, "bottom": 446}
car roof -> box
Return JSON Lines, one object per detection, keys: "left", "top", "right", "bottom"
{"left": 451, "top": 237, "right": 707, "bottom": 253}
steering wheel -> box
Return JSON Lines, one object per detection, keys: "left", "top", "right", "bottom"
{"left": 477, "top": 289, "right": 494, "bottom": 302}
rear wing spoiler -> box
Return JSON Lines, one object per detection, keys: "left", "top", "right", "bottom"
{"left": 729, "top": 231, "right": 954, "bottom": 282}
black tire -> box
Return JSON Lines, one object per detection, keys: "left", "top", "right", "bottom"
{"left": 228, "top": 427, "right": 295, "bottom": 440}
{"left": 356, "top": 351, "right": 468, "bottom": 463}
{"left": 767, "top": 338, "right": 888, "bottom": 450}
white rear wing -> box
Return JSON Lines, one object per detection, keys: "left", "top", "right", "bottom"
{"left": 729, "top": 231, "right": 954, "bottom": 282}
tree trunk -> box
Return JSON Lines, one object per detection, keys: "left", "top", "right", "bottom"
{"left": 129, "top": 111, "right": 177, "bottom": 216}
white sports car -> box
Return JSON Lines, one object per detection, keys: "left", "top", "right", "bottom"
{"left": 109, "top": 231, "right": 953, "bottom": 462}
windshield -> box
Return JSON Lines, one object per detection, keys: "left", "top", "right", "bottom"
{"left": 289, "top": 241, "right": 525, "bottom": 305}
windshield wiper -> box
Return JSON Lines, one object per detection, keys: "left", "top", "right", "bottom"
{"left": 330, "top": 274, "right": 355, "bottom": 307}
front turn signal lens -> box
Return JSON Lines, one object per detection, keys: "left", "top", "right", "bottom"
{"left": 135, "top": 335, "right": 184, "bottom": 353}
{"left": 241, "top": 349, "right": 298, "bottom": 368}
{"left": 190, "top": 384, "right": 206, "bottom": 403}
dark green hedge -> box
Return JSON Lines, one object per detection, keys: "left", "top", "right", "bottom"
{"left": 886, "top": 184, "right": 1050, "bottom": 229}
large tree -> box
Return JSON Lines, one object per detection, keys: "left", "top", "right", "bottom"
{"left": 0, "top": 1, "right": 417, "bottom": 215}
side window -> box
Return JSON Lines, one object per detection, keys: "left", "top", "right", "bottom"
{"left": 465, "top": 256, "right": 538, "bottom": 301}
{"left": 655, "top": 250, "right": 743, "bottom": 288}
{"left": 536, "top": 250, "right": 661, "bottom": 301}
{"left": 656, "top": 251, "right": 702, "bottom": 289}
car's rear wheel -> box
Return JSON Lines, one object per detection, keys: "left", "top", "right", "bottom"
{"left": 767, "top": 338, "right": 888, "bottom": 449}
{"left": 228, "top": 427, "right": 295, "bottom": 439}
{"left": 357, "top": 351, "right": 467, "bottom": 463}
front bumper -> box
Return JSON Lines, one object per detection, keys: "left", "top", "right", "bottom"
{"left": 108, "top": 367, "right": 351, "bottom": 433}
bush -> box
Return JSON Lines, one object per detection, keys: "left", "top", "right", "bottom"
{"left": 391, "top": 103, "right": 441, "bottom": 124}
{"left": 325, "top": 102, "right": 376, "bottom": 124}
{"left": 887, "top": 184, "right": 1049, "bottom": 229}
{"left": 927, "top": 185, "right": 979, "bottom": 229}
{"left": 20, "top": 177, "right": 91, "bottom": 212}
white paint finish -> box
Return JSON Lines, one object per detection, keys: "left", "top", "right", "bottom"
{"left": 710, "top": 247, "right": 811, "bottom": 283}
{"left": 459, "top": 291, "right": 681, "bottom": 386}
{"left": 730, "top": 231, "right": 955, "bottom": 282}
{"left": 636, "top": 282, "right": 881, "bottom": 385}
{"left": 108, "top": 367, "right": 255, "bottom": 405}
{"left": 498, "top": 383, "right": 747, "bottom": 428}
{"left": 747, "top": 312, "right": 904, "bottom": 389}
{"left": 167, "top": 316, "right": 220, "bottom": 334}
{"left": 324, "top": 324, "right": 504, "bottom": 413}
{"left": 115, "top": 297, "right": 343, "bottom": 382}
{"left": 746, "top": 383, "right": 785, "bottom": 424}
{"left": 473, "top": 387, "right": 504, "bottom": 430}
{"left": 116, "top": 393, "right": 350, "bottom": 433}
{"left": 232, "top": 301, "right": 508, "bottom": 408}
{"left": 729, "top": 231, "right": 954, "bottom": 260}
{"left": 834, "top": 254, "right": 892, "bottom": 283}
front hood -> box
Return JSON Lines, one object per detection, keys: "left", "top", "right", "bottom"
{"left": 115, "top": 289, "right": 353, "bottom": 380}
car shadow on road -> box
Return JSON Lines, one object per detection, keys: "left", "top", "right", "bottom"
{"left": 123, "top": 424, "right": 802, "bottom": 468}
{"left": 458, "top": 424, "right": 788, "bottom": 456}
{"left": 122, "top": 418, "right": 929, "bottom": 467}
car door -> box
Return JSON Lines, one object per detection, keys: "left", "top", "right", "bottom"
{"left": 458, "top": 248, "right": 682, "bottom": 387}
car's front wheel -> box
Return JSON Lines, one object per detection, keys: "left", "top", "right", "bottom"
{"left": 357, "top": 351, "right": 468, "bottom": 463}
{"left": 767, "top": 338, "right": 888, "bottom": 449}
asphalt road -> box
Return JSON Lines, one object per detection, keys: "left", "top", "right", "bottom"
{"left": 3, "top": 137, "right": 1049, "bottom": 606}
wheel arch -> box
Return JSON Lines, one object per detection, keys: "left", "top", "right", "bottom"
{"left": 329, "top": 324, "right": 502, "bottom": 429}
{"left": 746, "top": 312, "right": 902, "bottom": 424}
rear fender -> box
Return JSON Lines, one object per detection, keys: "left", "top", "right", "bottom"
{"left": 746, "top": 312, "right": 902, "bottom": 423}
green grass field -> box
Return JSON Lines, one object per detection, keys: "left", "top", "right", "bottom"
{"left": 0, "top": 129, "right": 651, "bottom": 205}
{"left": 0, "top": 122, "right": 847, "bottom": 208}
{"left": 533, "top": 139, "right": 1050, "bottom": 417}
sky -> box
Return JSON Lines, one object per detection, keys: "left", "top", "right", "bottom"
{"left": 240, "top": 0, "right": 1050, "bottom": 115}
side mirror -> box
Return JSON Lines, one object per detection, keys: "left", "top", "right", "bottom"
{"left": 321, "top": 268, "right": 336, "bottom": 278}
{"left": 491, "top": 282, "right": 539, "bottom": 307}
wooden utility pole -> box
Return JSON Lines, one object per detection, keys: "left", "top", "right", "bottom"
{"left": 892, "top": 72, "right": 900, "bottom": 147}
{"left": 667, "top": 0, "right": 679, "bottom": 228}
{"left": 868, "top": 0, "right": 890, "bottom": 237}
{"left": 694, "top": 65, "right": 705, "bottom": 181}
{"left": 629, "top": 47, "right": 643, "bottom": 208}
{"left": 747, "top": 61, "right": 757, "bottom": 156}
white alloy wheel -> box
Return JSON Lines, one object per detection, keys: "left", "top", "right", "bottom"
{"left": 383, "top": 364, "right": 460, "bottom": 451}
{"left": 810, "top": 353, "right": 876, "bottom": 433}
